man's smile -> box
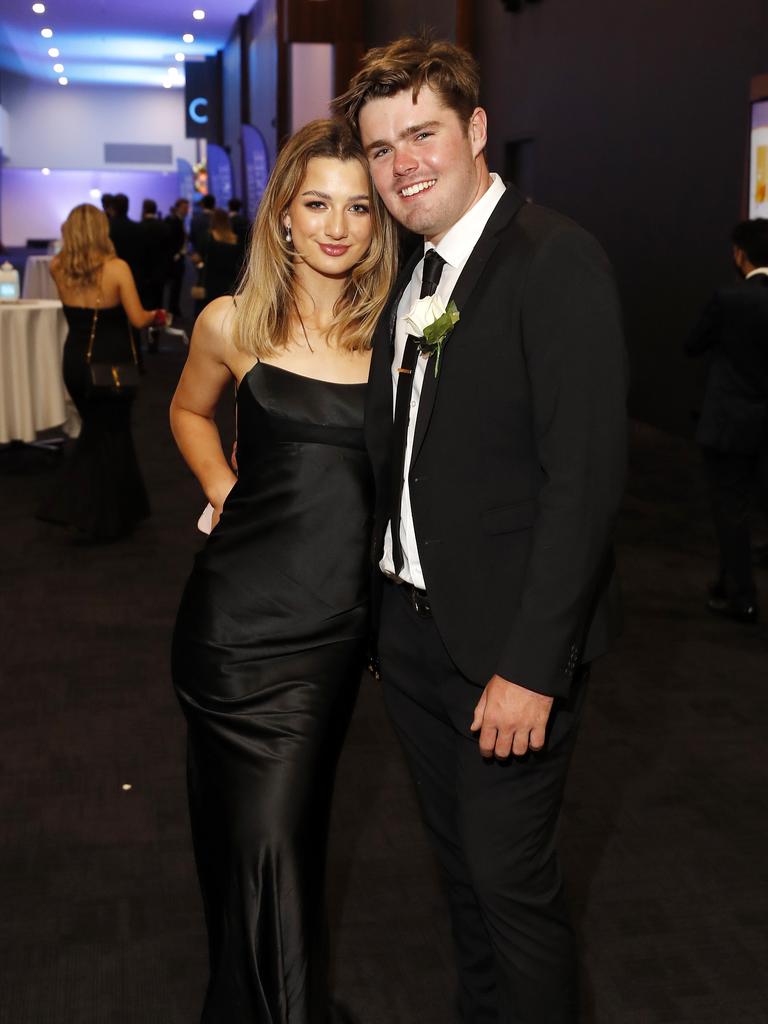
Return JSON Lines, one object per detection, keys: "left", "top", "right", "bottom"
{"left": 399, "top": 179, "right": 437, "bottom": 199}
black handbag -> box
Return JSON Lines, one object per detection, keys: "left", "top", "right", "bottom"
{"left": 85, "top": 295, "right": 140, "bottom": 398}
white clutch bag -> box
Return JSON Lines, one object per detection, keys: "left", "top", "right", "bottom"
{"left": 197, "top": 502, "right": 214, "bottom": 535}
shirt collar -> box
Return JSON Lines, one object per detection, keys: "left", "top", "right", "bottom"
{"left": 745, "top": 267, "right": 768, "bottom": 279}
{"left": 425, "top": 173, "right": 507, "bottom": 269}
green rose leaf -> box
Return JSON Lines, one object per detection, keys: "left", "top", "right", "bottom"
{"left": 415, "top": 301, "right": 460, "bottom": 377}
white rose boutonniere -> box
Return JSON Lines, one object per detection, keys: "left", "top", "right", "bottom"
{"left": 402, "top": 294, "right": 460, "bottom": 378}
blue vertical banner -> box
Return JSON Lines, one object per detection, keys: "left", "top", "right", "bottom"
{"left": 176, "top": 158, "right": 195, "bottom": 207}
{"left": 241, "top": 124, "right": 271, "bottom": 222}
{"left": 207, "top": 144, "right": 233, "bottom": 206}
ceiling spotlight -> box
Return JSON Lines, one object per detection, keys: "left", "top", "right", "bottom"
{"left": 175, "top": 52, "right": 185, "bottom": 62}
{"left": 32, "top": 3, "right": 46, "bottom": 12}
{"left": 41, "top": 27, "right": 53, "bottom": 38}
{"left": 192, "top": 9, "right": 205, "bottom": 21}
{"left": 41, "top": 167, "right": 51, "bottom": 175}
{"left": 58, "top": 76, "right": 68, "bottom": 85}
{"left": 53, "top": 63, "right": 64, "bottom": 73}
{"left": 90, "top": 188, "right": 102, "bottom": 199}
{"left": 162, "top": 80, "right": 173, "bottom": 89}
{"left": 47, "top": 46, "right": 59, "bottom": 56}
{"left": 182, "top": 33, "right": 194, "bottom": 43}
{"left": 167, "top": 66, "right": 179, "bottom": 77}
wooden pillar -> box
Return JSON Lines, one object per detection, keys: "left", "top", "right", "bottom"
{"left": 456, "top": 0, "right": 475, "bottom": 52}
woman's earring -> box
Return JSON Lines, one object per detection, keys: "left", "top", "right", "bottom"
{"left": 285, "top": 225, "right": 292, "bottom": 244}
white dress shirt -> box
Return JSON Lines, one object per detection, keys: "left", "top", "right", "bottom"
{"left": 380, "top": 173, "right": 507, "bottom": 588}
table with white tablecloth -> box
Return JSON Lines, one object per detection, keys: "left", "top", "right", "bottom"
{"left": 0, "top": 299, "right": 78, "bottom": 444}
{"left": 21, "top": 255, "right": 59, "bottom": 300}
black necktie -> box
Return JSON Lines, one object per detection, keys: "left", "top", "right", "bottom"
{"left": 390, "top": 248, "right": 446, "bottom": 576}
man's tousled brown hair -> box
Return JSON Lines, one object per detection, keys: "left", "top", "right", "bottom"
{"left": 332, "top": 35, "right": 480, "bottom": 132}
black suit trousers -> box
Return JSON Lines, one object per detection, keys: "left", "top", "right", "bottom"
{"left": 702, "top": 445, "right": 768, "bottom": 604}
{"left": 378, "top": 580, "right": 586, "bottom": 1024}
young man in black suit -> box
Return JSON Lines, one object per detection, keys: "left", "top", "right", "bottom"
{"left": 164, "top": 198, "right": 190, "bottom": 317}
{"left": 109, "top": 192, "right": 145, "bottom": 370}
{"left": 334, "top": 37, "right": 627, "bottom": 1023}
{"left": 686, "top": 218, "right": 768, "bottom": 623}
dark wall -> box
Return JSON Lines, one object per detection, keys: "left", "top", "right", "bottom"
{"left": 474, "top": 0, "right": 768, "bottom": 434}
{"left": 364, "top": 0, "right": 457, "bottom": 48}
{"left": 222, "top": 21, "right": 246, "bottom": 196}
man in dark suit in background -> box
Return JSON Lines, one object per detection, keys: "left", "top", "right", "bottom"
{"left": 164, "top": 198, "right": 190, "bottom": 318}
{"left": 137, "top": 199, "right": 168, "bottom": 310}
{"left": 100, "top": 192, "right": 115, "bottom": 220}
{"left": 334, "top": 37, "right": 627, "bottom": 1024}
{"left": 108, "top": 193, "right": 142, "bottom": 279}
{"left": 190, "top": 193, "right": 215, "bottom": 258}
{"left": 686, "top": 219, "right": 768, "bottom": 623}
{"left": 109, "top": 193, "right": 145, "bottom": 369}
{"left": 228, "top": 197, "right": 250, "bottom": 246}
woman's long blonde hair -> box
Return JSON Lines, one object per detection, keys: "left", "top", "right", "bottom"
{"left": 232, "top": 119, "right": 397, "bottom": 356}
{"left": 57, "top": 204, "right": 116, "bottom": 287}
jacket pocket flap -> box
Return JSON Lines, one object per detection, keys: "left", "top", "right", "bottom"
{"left": 481, "top": 498, "right": 537, "bottom": 535}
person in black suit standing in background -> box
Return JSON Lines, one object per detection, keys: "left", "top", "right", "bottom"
{"left": 334, "top": 37, "right": 627, "bottom": 1024}
{"left": 190, "top": 193, "right": 216, "bottom": 258}
{"left": 227, "top": 197, "right": 250, "bottom": 246}
{"left": 109, "top": 193, "right": 145, "bottom": 368}
{"left": 164, "top": 198, "right": 190, "bottom": 318}
{"left": 137, "top": 199, "right": 168, "bottom": 310}
{"left": 108, "top": 193, "right": 142, "bottom": 277}
{"left": 686, "top": 219, "right": 768, "bottom": 623}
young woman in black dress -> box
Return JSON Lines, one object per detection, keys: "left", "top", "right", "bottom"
{"left": 170, "top": 120, "right": 397, "bottom": 1023}
{"left": 195, "top": 206, "right": 245, "bottom": 302}
{"left": 40, "top": 204, "right": 162, "bottom": 540}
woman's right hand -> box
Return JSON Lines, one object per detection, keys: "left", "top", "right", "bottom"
{"left": 209, "top": 475, "right": 237, "bottom": 531}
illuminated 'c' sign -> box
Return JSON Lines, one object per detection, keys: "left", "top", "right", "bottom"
{"left": 189, "top": 97, "right": 209, "bottom": 124}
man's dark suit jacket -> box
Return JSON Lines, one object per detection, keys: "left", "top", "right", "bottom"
{"left": 138, "top": 217, "right": 170, "bottom": 289}
{"left": 109, "top": 215, "right": 143, "bottom": 280}
{"left": 686, "top": 274, "right": 768, "bottom": 453}
{"left": 190, "top": 208, "right": 213, "bottom": 255}
{"left": 164, "top": 214, "right": 188, "bottom": 270}
{"left": 366, "top": 185, "right": 628, "bottom": 699}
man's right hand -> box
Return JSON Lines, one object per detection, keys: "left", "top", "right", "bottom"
{"left": 470, "top": 674, "right": 554, "bottom": 759}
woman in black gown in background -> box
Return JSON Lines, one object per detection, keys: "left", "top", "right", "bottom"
{"left": 170, "top": 120, "right": 397, "bottom": 1023}
{"left": 39, "top": 204, "right": 162, "bottom": 540}
{"left": 196, "top": 206, "right": 245, "bottom": 302}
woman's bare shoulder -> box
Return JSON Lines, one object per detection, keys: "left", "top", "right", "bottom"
{"left": 192, "top": 297, "right": 238, "bottom": 361}
{"left": 104, "top": 256, "right": 129, "bottom": 277}
{"left": 199, "top": 296, "right": 238, "bottom": 335}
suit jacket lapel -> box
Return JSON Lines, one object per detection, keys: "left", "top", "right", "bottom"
{"left": 389, "top": 245, "right": 423, "bottom": 344}
{"left": 365, "top": 246, "right": 423, "bottom": 470}
{"left": 409, "top": 185, "right": 527, "bottom": 467}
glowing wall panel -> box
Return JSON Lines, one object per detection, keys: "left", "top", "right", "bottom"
{"left": 749, "top": 100, "right": 768, "bottom": 218}
{"left": 0, "top": 168, "right": 180, "bottom": 246}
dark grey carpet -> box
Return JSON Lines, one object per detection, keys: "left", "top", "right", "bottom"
{"left": 2, "top": 341, "right": 767, "bottom": 1023}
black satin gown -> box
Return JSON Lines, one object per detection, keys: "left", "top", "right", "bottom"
{"left": 172, "top": 362, "right": 372, "bottom": 1024}
{"left": 38, "top": 304, "right": 149, "bottom": 540}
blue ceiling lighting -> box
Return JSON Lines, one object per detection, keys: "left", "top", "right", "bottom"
{"left": 0, "top": 1, "right": 247, "bottom": 88}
